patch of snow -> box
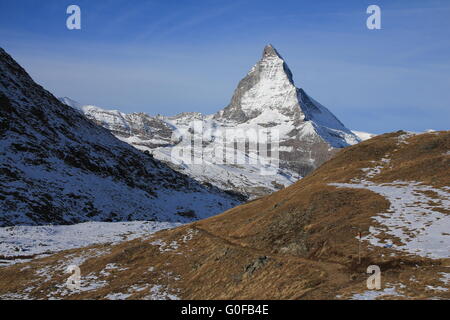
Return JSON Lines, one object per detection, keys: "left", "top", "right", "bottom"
{"left": 181, "top": 228, "right": 198, "bottom": 243}
{"left": 439, "top": 273, "right": 450, "bottom": 285}
{"left": 350, "top": 285, "right": 405, "bottom": 300}
{"left": 35, "top": 265, "right": 54, "bottom": 283}
{"left": 0, "top": 221, "right": 180, "bottom": 266}
{"left": 105, "top": 292, "right": 132, "bottom": 300}
{"left": 150, "top": 239, "right": 179, "bottom": 253}
{"left": 426, "top": 285, "right": 448, "bottom": 292}
{"left": 0, "top": 292, "right": 31, "bottom": 300}
{"left": 397, "top": 132, "right": 418, "bottom": 145}
{"left": 129, "top": 284, "right": 149, "bottom": 292}
{"left": 351, "top": 130, "right": 376, "bottom": 141}
{"left": 54, "top": 272, "right": 108, "bottom": 298}
{"left": 144, "top": 285, "right": 180, "bottom": 300}
{"left": 100, "top": 263, "right": 128, "bottom": 276}
{"left": 331, "top": 181, "right": 450, "bottom": 259}
{"left": 360, "top": 156, "right": 391, "bottom": 179}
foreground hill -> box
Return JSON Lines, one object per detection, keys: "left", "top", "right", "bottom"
{"left": 0, "top": 130, "right": 448, "bottom": 299}
{"left": 0, "top": 48, "right": 242, "bottom": 226}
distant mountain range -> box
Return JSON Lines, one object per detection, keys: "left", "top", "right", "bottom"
{"left": 0, "top": 44, "right": 373, "bottom": 227}
{"left": 61, "top": 45, "right": 367, "bottom": 198}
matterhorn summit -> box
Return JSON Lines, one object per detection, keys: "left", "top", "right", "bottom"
{"left": 215, "top": 44, "right": 301, "bottom": 123}
{"left": 213, "top": 44, "right": 360, "bottom": 174}
{"left": 216, "top": 44, "right": 359, "bottom": 147}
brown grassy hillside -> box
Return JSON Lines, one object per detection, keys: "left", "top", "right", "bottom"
{"left": 0, "top": 131, "right": 449, "bottom": 300}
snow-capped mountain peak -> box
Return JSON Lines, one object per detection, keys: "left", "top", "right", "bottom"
{"left": 63, "top": 46, "right": 363, "bottom": 198}
{"left": 215, "top": 44, "right": 299, "bottom": 124}
{"left": 213, "top": 45, "right": 359, "bottom": 147}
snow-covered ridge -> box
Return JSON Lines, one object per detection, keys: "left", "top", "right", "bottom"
{"left": 0, "top": 47, "right": 242, "bottom": 226}
{"left": 62, "top": 101, "right": 302, "bottom": 198}
{"left": 0, "top": 221, "right": 181, "bottom": 266}
{"left": 351, "top": 130, "right": 377, "bottom": 141}
{"left": 59, "top": 97, "right": 83, "bottom": 110}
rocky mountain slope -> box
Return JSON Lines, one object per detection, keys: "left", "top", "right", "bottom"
{"left": 1, "top": 130, "right": 448, "bottom": 299}
{"left": 0, "top": 47, "right": 242, "bottom": 226}
{"left": 64, "top": 45, "right": 360, "bottom": 198}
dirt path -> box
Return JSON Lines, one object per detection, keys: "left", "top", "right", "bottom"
{"left": 192, "top": 224, "right": 351, "bottom": 290}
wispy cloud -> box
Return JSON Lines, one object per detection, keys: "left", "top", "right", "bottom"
{"left": 132, "top": 2, "right": 241, "bottom": 43}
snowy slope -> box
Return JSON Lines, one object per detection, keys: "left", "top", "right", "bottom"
{"left": 59, "top": 97, "right": 83, "bottom": 110}
{"left": 330, "top": 132, "right": 450, "bottom": 259}
{"left": 70, "top": 107, "right": 301, "bottom": 199}
{"left": 0, "top": 221, "right": 181, "bottom": 266}
{"left": 65, "top": 45, "right": 360, "bottom": 198}
{"left": 332, "top": 181, "right": 450, "bottom": 259}
{"left": 0, "top": 47, "right": 242, "bottom": 226}
{"left": 352, "top": 130, "right": 376, "bottom": 141}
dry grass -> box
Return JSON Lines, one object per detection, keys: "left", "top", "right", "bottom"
{"left": 0, "top": 131, "right": 449, "bottom": 300}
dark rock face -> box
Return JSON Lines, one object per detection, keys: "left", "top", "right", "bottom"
{"left": 0, "top": 48, "right": 242, "bottom": 226}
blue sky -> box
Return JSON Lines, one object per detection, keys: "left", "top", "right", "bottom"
{"left": 1, "top": 0, "right": 449, "bottom": 133}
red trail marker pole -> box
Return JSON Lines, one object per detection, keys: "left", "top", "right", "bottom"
{"left": 358, "top": 231, "right": 362, "bottom": 264}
